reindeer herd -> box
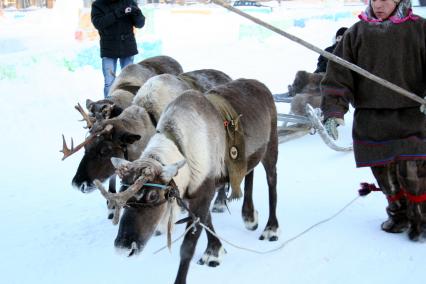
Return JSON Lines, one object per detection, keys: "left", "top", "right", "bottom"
{"left": 61, "top": 55, "right": 320, "bottom": 284}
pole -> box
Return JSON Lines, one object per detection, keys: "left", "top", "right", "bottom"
{"left": 212, "top": 0, "right": 426, "bottom": 105}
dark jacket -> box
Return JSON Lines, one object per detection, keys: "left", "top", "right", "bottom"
{"left": 314, "top": 43, "right": 336, "bottom": 73}
{"left": 321, "top": 18, "right": 426, "bottom": 167}
{"left": 91, "top": 0, "right": 145, "bottom": 58}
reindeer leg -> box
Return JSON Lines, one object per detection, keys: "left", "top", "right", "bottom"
{"left": 211, "top": 183, "right": 229, "bottom": 213}
{"left": 174, "top": 179, "right": 216, "bottom": 284}
{"left": 241, "top": 171, "right": 258, "bottom": 230}
{"left": 259, "top": 135, "right": 279, "bottom": 241}
{"left": 197, "top": 211, "right": 226, "bottom": 267}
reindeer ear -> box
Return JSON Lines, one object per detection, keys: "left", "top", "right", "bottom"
{"left": 86, "top": 99, "right": 94, "bottom": 110}
{"left": 111, "top": 157, "right": 130, "bottom": 169}
{"left": 119, "top": 132, "right": 141, "bottom": 145}
{"left": 161, "top": 160, "right": 186, "bottom": 182}
{"left": 110, "top": 105, "right": 124, "bottom": 117}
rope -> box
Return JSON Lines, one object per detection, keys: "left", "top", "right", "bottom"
{"left": 153, "top": 195, "right": 360, "bottom": 255}
{"left": 212, "top": 0, "right": 426, "bottom": 105}
{"left": 153, "top": 218, "right": 199, "bottom": 254}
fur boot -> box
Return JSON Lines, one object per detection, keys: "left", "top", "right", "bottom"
{"left": 381, "top": 197, "right": 409, "bottom": 233}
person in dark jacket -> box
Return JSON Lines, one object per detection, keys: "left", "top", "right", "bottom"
{"left": 314, "top": 27, "right": 347, "bottom": 74}
{"left": 91, "top": 0, "right": 145, "bottom": 98}
{"left": 321, "top": 0, "right": 426, "bottom": 241}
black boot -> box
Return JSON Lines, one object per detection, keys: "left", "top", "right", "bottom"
{"left": 408, "top": 223, "right": 422, "bottom": 241}
{"left": 381, "top": 199, "right": 409, "bottom": 233}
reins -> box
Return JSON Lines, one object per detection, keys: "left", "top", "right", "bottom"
{"left": 154, "top": 193, "right": 361, "bottom": 255}
{"left": 124, "top": 180, "right": 182, "bottom": 209}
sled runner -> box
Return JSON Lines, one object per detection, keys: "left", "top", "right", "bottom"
{"left": 275, "top": 95, "right": 352, "bottom": 152}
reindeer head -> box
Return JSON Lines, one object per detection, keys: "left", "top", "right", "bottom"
{"left": 86, "top": 98, "right": 124, "bottom": 121}
{"left": 288, "top": 71, "right": 310, "bottom": 96}
{"left": 71, "top": 121, "right": 142, "bottom": 193}
{"left": 288, "top": 71, "right": 324, "bottom": 96}
{"left": 97, "top": 157, "right": 186, "bottom": 256}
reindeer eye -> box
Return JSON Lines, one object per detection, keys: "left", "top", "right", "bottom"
{"left": 144, "top": 190, "right": 159, "bottom": 203}
{"left": 99, "top": 145, "right": 112, "bottom": 156}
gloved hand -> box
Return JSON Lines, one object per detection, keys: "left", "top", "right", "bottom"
{"left": 324, "top": 117, "right": 344, "bottom": 140}
{"left": 420, "top": 96, "right": 426, "bottom": 115}
{"left": 124, "top": 6, "right": 133, "bottom": 14}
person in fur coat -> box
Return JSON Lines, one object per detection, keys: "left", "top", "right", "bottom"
{"left": 321, "top": 0, "right": 426, "bottom": 241}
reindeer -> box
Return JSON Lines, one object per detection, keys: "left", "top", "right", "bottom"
{"left": 85, "top": 55, "right": 183, "bottom": 122}
{"left": 65, "top": 69, "right": 232, "bottom": 218}
{"left": 275, "top": 70, "right": 324, "bottom": 142}
{"left": 287, "top": 70, "right": 323, "bottom": 116}
{"left": 96, "top": 79, "right": 279, "bottom": 284}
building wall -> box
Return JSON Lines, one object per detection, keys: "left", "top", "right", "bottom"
{"left": 0, "top": 0, "right": 55, "bottom": 9}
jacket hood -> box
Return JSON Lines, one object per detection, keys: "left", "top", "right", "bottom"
{"left": 359, "top": 0, "right": 418, "bottom": 24}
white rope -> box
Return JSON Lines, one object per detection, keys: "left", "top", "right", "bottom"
{"left": 154, "top": 195, "right": 360, "bottom": 255}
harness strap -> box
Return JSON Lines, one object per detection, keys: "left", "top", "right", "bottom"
{"left": 205, "top": 92, "right": 247, "bottom": 200}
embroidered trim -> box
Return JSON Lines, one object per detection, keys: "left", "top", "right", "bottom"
{"left": 356, "top": 156, "right": 426, "bottom": 168}
{"left": 404, "top": 190, "right": 426, "bottom": 203}
{"left": 387, "top": 190, "right": 406, "bottom": 202}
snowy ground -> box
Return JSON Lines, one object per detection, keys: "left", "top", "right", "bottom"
{"left": 1, "top": 1, "right": 425, "bottom": 284}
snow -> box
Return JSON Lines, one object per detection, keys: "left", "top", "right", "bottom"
{"left": 1, "top": 1, "right": 425, "bottom": 283}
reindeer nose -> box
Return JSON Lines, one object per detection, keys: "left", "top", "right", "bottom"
{"left": 80, "top": 182, "right": 87, "bottom": 192}
{"left": 114, "top": 237, "right": 142, "bottom": 256}
{"left": 78, "top": 181, "right": 96, "bottom": 193}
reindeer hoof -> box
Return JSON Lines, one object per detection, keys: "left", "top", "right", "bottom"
{"left": 269, "top": 236, "right": 279, "bottom": 241}
{"left": 208, "top": 261, "right": 220, "bottom": 267}
{"left": 259, "top": 227, "right": 279, "bottom": 241}
{"left": 243, "top": 210, "right": 259, "bottom": 231}
{"left": 211, "top": 202, "right": 226, "bottom": 213}
{"left": 198, "top": 246, "right": 225, "bottom": 267}
{"left": 212, "top": 195, "right": 228, "bottom": 213}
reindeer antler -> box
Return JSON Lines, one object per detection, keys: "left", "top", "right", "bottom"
{"left": 75, "top": 102, "right": 95, "bottom": 129}
{"left": 60, "top": 124, "right": 114, "bottom": 161}
{"left": 94, "top": 176, "right": 147, "bottom": 225}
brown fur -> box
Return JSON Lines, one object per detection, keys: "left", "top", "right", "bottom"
{"left": 138, "top": 55, "right": 184, "bottom": 75}
{"left": 73, "top": 69, "right": 232, "bottom": 194}
{"left": 133, "top": 69, "right": 232, "bottom": 123}
{"left": 113, "top": 79, "right": 279, "bottom": 284}
{"left": 288, "top": 70, "right": 323, "bottom": 96}
{"left": 87, "top": 55, "right": 183, "bottom": 120}
{"left": 178, "top": 69, "right": 232, "bottom": 92}
{"left": 288, "top": 70, "right": 324, "bottom": 116}
{"left": 72, "top": 105, "right": 156, "bottom": 193}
